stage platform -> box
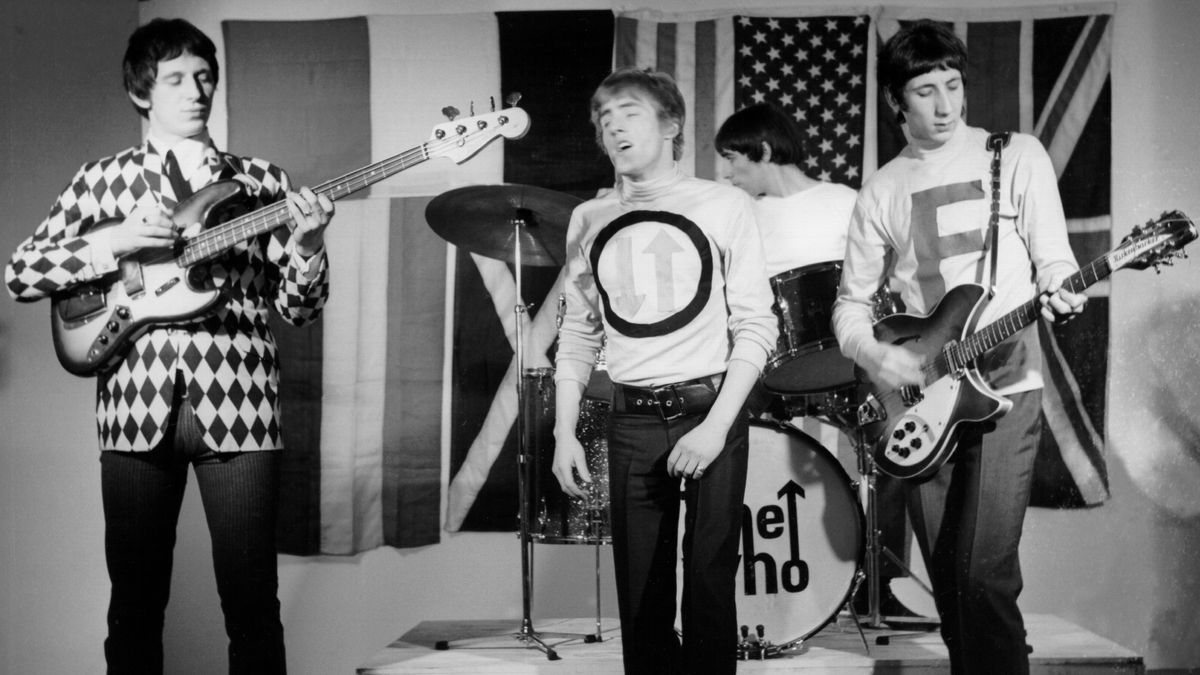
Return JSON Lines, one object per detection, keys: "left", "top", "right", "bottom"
{"left": 357, "top": 613, "right": 1143, "bottom": 674}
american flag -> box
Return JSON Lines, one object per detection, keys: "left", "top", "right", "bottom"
{"left": 733, "top": 15, "right": 869, "bottom": 188}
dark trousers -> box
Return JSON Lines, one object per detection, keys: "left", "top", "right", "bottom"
{"left": 607, "top": 410, "right": 749, "bottom": 675}
{"left": 100, "top": 399, "right": 285, "bottom": 675}
{"left": 906, "top": 389, "right": 1041, "bottom": 675}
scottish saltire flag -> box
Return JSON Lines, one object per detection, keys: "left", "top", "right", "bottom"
{"left": 877, "top": 7, "right": 1113, "bottom": 507}
{"left": 223, "top": 12, "right": 613, "bottom": 548}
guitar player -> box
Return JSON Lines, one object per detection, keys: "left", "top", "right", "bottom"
{"left": 830, "top": 21, "right": 1086, "bottom": 675}
{"left": 4, "top": 19, "right": 333, "bottom": 675}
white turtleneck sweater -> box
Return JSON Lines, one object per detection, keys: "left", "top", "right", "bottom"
{"left": 832, "top": 124, "right": 1079, "bottom": 394}
{"left": 555, "top": 167, "right": 778, "bottom": 389}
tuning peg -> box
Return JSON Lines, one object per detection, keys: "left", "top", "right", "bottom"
{"left": 441, "top": 106, "right": 460, "bottom": 121}
{"left": 506, "top": 91, "right": 523, "bottom": 107}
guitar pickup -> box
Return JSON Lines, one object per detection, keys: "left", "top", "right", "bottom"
{"left": 857, "top": 393, "right": 886, "bottom": 426}
{"left": 900, "top": 385, "right": 925, "bottom": 408}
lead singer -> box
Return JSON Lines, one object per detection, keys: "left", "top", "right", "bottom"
{"left": 551, "top": 67, "right": 777, "bottom": 675}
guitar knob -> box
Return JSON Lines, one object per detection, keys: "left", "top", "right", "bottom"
{"left": 107, "top": 321, "right": 119, "bottom": 332}
{"left": 116, "top": 307, "right": 130, "bottom": 320}
{"left": 893, "top": 429, "right": 904, "bottom": 440}
{"left": 910, "top": 438, "right": 923, "bottom": 449}
{"left": 904, "top": 421, "right": 917, "bottom": 432}
{"left": 97, "top": 335, "right": 109, "bottom": 345}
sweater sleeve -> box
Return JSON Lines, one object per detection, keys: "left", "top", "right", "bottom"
{"left": 832, "top": 192, "right": 890, "bottom": 363}
{"left": 721, "top": 190, "right": 778, "bottom": 371}
{"left": 554, "top": 206, "right": 605, "bottom": 386}
{"left": 1011, "top": 135, "right": 1079, "bottom": 283}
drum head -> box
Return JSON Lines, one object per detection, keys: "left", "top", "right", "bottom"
{"left": 735, "top": 421, "right": 863, "bottom": 646}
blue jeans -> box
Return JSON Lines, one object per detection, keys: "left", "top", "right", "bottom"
{"left": 607, "top": 409, "right": 749, "bottom": 675}
{"left": 100, "top": 398, "right": 285, "bottom": 675}
{"left": 906, "top": 388, "right": 1041, "bottom": 675}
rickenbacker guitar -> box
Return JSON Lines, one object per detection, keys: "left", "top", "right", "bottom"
{"left": 856, "top": 210, "right": 1197, "bottom": 481}
{"left": 51, "top": 106, "right": 530, "bottom": 376}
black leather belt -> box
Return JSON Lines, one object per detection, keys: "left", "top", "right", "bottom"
{"left": 610, "top": 374, "right": 723, "bottom": 421}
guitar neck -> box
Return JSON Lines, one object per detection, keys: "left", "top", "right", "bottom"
{"left": 952, "top": 255, "right": 1112, "bottom": 365}
{"left": 179, "top": 144, "right": 430, "bottom": 266}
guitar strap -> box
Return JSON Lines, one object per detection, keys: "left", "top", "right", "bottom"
{"left": 985, "top": 131, "right": 1012, "bottom": 298}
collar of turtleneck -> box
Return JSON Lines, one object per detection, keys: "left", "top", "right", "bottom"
{"left": 617, "top": 163, "right": 685, "bottom": 203}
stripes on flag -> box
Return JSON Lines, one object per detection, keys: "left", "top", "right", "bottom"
{"left": 876, "top": 6, "right": 1113, "bottom": 507}
{"left": 225, "top": 14, "right": 506, "bottom": 554}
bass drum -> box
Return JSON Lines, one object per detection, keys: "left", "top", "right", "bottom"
{"left": 735, "top": 420, "right": 864, "bottom": 648}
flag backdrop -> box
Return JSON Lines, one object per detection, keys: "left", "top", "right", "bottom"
{"left": 875, "top": 6, "right": 1112, "bottom": 507}
{"left": 221, "top": 5, "right": 1112, "bottom": 555}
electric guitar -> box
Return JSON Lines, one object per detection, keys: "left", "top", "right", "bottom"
{"left": 51, "top": 106, "right": 530, "bottom": 376}
{"left": 856, "top": 210, "right": 1196, "bottom": 480}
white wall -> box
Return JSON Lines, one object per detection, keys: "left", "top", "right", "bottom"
{"left": 3, "top": 1, "right": 1200, "bottom": 673}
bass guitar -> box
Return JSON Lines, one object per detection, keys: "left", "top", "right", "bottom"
{"left": 856, "top": 210, "right": 1196, "bottom": 480}
{"left": 52, "top": 106, "right": 530, "bottom": 376}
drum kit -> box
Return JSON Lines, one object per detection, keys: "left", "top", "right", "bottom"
{"left": 425, "top": 184, "right": 928, "bottom": 662}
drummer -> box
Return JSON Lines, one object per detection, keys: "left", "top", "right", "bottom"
{"left": 714, "top": 103, "right": 856, "bottom": 277}
{"left": 715, "top": 103, "right": 923, "bottom": 621}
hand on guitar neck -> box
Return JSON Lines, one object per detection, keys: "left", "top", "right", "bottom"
{"left": 282, "top": 186, "right": 334, "bottom": 257}
{"left": 1037, "top": 271, "right": 1088, "bottom": 323}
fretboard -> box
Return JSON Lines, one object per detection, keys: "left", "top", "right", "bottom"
{"left": 946, "top": 253, "right": 1112, "bottom": 369}
{"left": 179, "top": 144, "right": 431, "bottom": 266}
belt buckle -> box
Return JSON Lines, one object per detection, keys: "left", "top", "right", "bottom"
{"left": 652, "top": 384, "right": 686, "bottom": 421}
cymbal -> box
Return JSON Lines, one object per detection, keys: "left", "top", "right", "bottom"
{"left": 426, "top": 184, "right": 581, "bottom": 267}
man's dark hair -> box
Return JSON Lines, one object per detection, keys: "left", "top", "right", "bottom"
{"left": 590, "top": 67, "right": 686, "bottom": 161}
{"left": 123, "top": 18, "right": 219, "bottom": 118}
{"left": 877, "top": 20, "right": 967, "bottom": 109}
{"left": 715, "top": 103, "right": 810, "bottom": 167}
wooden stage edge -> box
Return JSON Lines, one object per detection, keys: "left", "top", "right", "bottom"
{"left": 357, "top": 613, "right": 1144, "bottom": 674}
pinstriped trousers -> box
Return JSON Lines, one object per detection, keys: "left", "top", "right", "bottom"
{"left": 100, "top": 391, "right": 285, "bottom": 675}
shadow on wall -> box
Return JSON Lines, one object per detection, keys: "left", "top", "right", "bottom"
{"left": 1115, "top": 292, "right": 1200, "bottom": 668}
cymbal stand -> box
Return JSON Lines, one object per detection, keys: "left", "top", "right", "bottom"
{"left": 846, "top": 423, "right": 935, "bottom": 642}
{"left": 853, "top": 424, "right": 885, "bottom": 630}
{"left": 511, "top": 213, "right": 561, "bottom": 661}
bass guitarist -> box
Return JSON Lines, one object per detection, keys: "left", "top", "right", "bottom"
{"left": 830, "top": 20, "right": 1086, "bottom": 674}
{"left": 4, "top": 18, "right": 334, "bottom": 674}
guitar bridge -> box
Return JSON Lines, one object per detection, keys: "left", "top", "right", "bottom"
{"left": 857, "top": 393, "right": 887, "bottom": 426}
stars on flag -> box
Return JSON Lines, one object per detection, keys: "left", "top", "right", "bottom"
{"left": 733, "top": 15, "right": 869, "bottom": 187}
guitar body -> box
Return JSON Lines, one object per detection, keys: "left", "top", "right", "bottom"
{"left": 42, "top": 106, "right": 531, "bottom": 375}
{"left": 51, "top": 181, "right": 251, "bottom": 375}
{"left": 858, "top": 284, "right": 1012, "bottom": 480}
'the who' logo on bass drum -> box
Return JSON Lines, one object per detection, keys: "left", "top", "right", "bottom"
{"left": 734, "top": 423, "right": 862, "bottom": 633}
{"left": 741, "top": 478, "right": 810, "bottom": 594}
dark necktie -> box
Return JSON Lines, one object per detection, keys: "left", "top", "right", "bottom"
{"left": 162, "top": 150, "right": 193, "bottom": 201}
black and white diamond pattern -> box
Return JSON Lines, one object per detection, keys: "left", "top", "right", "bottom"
{"left": 9, "top": 140, "right": 329, "bottom": 451}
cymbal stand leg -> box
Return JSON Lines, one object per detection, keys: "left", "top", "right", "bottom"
{"left": 511, "top": 217, "right": 560, "bottom": 661}
{"left": 855, "top": 426, "right": 885, "bottom": 630}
